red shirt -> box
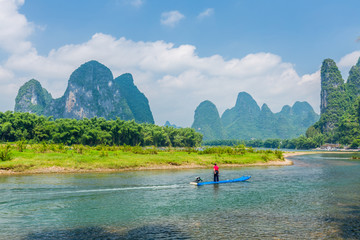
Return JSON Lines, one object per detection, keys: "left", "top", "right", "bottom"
{"left": 214, "top": 165, "right": 219, "bottom": 171}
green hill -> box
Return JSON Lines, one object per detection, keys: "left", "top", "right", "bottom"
{"left": 310, "top": 57, "right": 360, "bottom": 145}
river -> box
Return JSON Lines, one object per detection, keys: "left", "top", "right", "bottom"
{"left": 0, "top": 153, "right": 359, "bottom": 239}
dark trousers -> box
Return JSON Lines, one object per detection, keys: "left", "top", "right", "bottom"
{"left": 214, "top": 171, "right": 219, "bottom": 182}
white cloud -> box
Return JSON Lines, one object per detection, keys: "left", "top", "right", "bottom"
{"left": 337, "top": 51, "right": 360, "bottom": 80}
{"left": 198, "top": 8, "right": 214, "bottom": 19}
{"left": 338, "top": 51, "right": 360, "bottom": 68}
{"left": 0, "top": 0, "right": 34, "bottom": 54}
{"left": 160, "top": 10, "right": 185, "bottom": 27}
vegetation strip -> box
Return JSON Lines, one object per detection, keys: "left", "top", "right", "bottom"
{"left": 0, "top": 111, "right": 202, "bottom": 147}
{"left": 0, "top": 144, "right": 286, "bottom": 174}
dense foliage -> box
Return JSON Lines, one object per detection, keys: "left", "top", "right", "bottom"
{"left": 311, "top": 58, "right": 360, "bottom": 146}
{"left": 0, "top": 111, "right": 202, "bottom": 147}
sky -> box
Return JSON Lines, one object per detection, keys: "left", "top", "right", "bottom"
{"left": 0, "top": 0, "right": 360, "bottom": 127}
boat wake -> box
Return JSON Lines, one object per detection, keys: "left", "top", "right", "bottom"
{"left": 51, "top": 184, "right": 185, "bottom": 195}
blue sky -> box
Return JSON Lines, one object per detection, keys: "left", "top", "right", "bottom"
{"left": 19, "top": 0, "right": 360, "bottom": 74}
{"left": 0, "top": 0, "right": 359, "bottom": 126}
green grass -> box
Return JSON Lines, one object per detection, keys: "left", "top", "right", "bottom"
{"left": 0, "top": 144, "right": 284, "bottom": 173}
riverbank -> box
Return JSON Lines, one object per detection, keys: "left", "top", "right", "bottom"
{"left": 0, "top": 147, "right": 303, "bottom": 175}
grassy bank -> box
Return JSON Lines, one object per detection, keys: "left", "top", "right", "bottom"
{"left": 0, "top": 144, "right": 286, "bottom": 174}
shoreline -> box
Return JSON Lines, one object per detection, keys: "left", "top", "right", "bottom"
{"left": 0, "top": 151, "right": 305, "bottom": 176}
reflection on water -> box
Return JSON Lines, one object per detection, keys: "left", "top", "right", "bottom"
{"left": 213, "top": 184, "right": 219, "bottom": 197}
{"left": 0, "top": 153, "right": 359, "bottom": 239}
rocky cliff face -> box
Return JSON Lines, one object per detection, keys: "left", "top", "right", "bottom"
{"left": 15, "top": 79, "right": 52, "bottom": 115}
{"left": 15, "top": 61, "right": 154, "bottom": 123}
{"left": 313, "top": 57, "right": 360, "bottom": 133}
{"left": 192, "top": 92, "right": 319, "bottom": 140}
{"left": 191, "top": 100, "right": 224, "bottom": 140}
{"left": 314, "top": 58, "right": 360, "bottom": 132}
{"left": 320, "top": 59, "right": 345, "bottom": 115}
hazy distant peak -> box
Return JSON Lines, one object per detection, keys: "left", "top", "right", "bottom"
{"left": 115, "top": 73, "right": 134, "bottom": 84}
{"left": 280, "top": 105, "right": 291, "bottom": 114}
{"left": 261, "top": 103, "right": 271, "bottom": 111}
{"left": 292, "top": 101, "right": 314, "bottom": 114}
{"left": 235, "top": 92, "right": 256, "bottom": 106}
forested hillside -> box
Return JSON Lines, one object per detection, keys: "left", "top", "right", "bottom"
{"left": 308, "top": 57, "right": 360, "bottom": 147}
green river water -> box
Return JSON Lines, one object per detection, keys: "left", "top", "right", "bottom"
{"left": 0, "top": 153, "right": 359, "bottom": 239}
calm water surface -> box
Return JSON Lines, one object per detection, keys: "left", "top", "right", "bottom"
{"left": 0, "top": 153, "right": 359, "bottom": 239}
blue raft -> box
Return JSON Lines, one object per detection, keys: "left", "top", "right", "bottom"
{"left": 190, "top": 176, "right": 251, "bottom": 186}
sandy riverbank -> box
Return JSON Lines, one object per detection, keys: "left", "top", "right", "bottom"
{"left": 0, "top": 151, "right": 308, "bottom": 176}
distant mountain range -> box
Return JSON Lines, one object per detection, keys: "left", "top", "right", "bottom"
{"left": 164, "top": 121, "right": 180, "bottom": 128}
{"left": 15, "top": 61, "right": 154, "bottom": 124}
{"left": 15, "top": 60, "right": 322, "bottom": 141}
{"left": 192, "top": 92, "right": 319, "bottom": 140}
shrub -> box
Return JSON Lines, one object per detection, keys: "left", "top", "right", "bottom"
{"left": 144, "top": 147, "right": 158, "bottom": 155}
{"left": 37, "top": 142, "right": 48, "bottom": 153}
{"left": 73, "top": 144, "right": 85, "bottom": 154}
{"left": 274, "top": 150, "right": 284, "bottom": 160}
{"left": 16, "top": 140, "right": 27, "bottom": 152}
{"left": 350, "top": 139, "right": 360, "bottom": 149}
{"left": 100, "top": 151, "right": 108, "bottom": 157}
{"left": 0, "top": 144, "right": 12, "bottom": 161}
{"left": 261, "top": 154, "right": 269, "bottom": 162}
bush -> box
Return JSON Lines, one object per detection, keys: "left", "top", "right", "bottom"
{"left": 261, "top": 154, "right": 270, "bottom": 162}
{"left": 0, "top": 144, "right": 12, "bottom": 161}
{"left": 100, "top": 151, "right": 108, "bottom": 157}
{"left": 350, "top": 139, "right": 360, "bottom": 149}
{"left": 73, "top": 144, "right": 85, "bottom": 154}
{"left": 37, "top": 142, "right": 48, "bottom": 153}
{"left": 16, "top": 140, "right": 26, "bottom": 152}
{"left": 274, "top": 150, "right": 284, "bottom": 160}
{"left": 144, "top": 147, "right": 158, "bottom": 155}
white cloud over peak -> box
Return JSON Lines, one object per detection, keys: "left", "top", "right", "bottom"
{"left": 160, "top": 10, "right": 185, "bottom": 27}
{"left": 198, "top": 8, "right": 214, "bottom": 19}
{"left": 337, "top": 51, "right": 360, "bottom": 80}
{"left": 338, "top": 51, "right": 360, "bottom": 68}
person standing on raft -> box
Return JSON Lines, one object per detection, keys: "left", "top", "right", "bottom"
{"left": 213, "top": 163, "right": 219, "bottom": 182}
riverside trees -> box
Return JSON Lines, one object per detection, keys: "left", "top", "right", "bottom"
{"left": 0, "top": 111, "right": 202, "bottom": 147}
